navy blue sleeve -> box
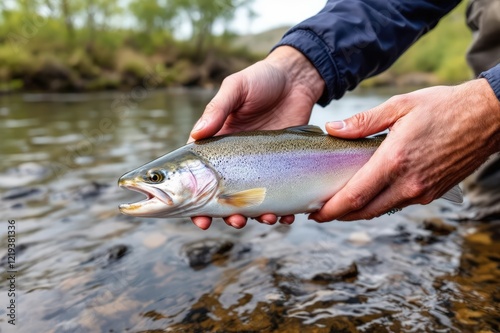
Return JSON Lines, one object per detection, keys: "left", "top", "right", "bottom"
{"left": 273, "top": 0, "right": 461, "bottom": 105}
{"left": 480, "top": 64, "right": 500, "bottom": 102}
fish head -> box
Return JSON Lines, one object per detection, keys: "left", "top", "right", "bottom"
{"left": 118, "top": 150, "right": 219, "bottom": 217}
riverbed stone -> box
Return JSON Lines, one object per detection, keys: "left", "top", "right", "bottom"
{"left": 181, "top": 238, "right": 234, "bottom": 269}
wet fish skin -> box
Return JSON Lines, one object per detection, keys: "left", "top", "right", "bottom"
{"left": 118, "top": 126, "right": 462, "bottom": 218}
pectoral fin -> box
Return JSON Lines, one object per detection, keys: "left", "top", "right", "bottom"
{"left": 219, "top": 188, "right": 267, "bottom": 207}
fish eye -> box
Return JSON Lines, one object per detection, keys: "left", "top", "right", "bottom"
{"left": 147, "top": 170, "right": 164, "bottom": 183}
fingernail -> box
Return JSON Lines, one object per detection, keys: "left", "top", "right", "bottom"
{"left": 262, "top": 219, "right": 271, "bottom": 225}
{"left": 327, "top": 120, "right": 345, "bottom": 130}
{"left": 192, "top": 119, "right": 205, "bottom": 132}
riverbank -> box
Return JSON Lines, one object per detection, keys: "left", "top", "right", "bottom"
{"left": 0, "top": 43, "right": 258, "bottom": 94}
{"left": 0, "top": 1, "right": 472, "bottom": 94}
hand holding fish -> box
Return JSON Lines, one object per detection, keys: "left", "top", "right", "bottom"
{"left": 119, "top": 51, "right": 499, "bottom": 229}
{"left": 189, "top": 46, "right": 324, "bottom": 141}
{"left": 314, "top": 78, "right": 500, "bottom": 221}
{"left": 189, "top": 46, "right": 324, "bottom": 229}
{"left": 185, "top": 74, "right": 499, "bottom": 229}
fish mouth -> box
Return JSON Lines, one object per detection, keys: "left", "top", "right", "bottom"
{"left": 118, "top": 180, "right": 173, "bottom": 212}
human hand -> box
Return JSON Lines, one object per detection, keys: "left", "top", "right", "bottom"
{"left": 309, "top": 79, "right": 500, "bottom": 222}
{"left": 189, "top": 46, "right": 325, "bottom": 230}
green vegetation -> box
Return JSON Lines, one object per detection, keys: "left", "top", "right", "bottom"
{"left": 0, "top": 0, "right": 258, "bottom": 92}
{"left": 0, "top": 1, "right": 473, "bottom": 93}
{"left": 363, "top": 2, "right": 473, "bottom": 87}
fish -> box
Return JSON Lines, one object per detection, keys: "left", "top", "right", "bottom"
{"left": 118, "top": 125, "right": 463, "bottom": 218}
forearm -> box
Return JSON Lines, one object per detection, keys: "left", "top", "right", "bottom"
{"left": 274, "top": 0, "right": 461, "bottom": 105}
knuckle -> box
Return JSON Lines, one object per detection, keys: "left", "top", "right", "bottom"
{"left": 346, "top": 191, "right": 367, "bottom": 211}
{"left": 221, "top": 74, "right": 243, "bottom": 94}
{"left": 221, "top": 74, "right": 236, "bottom": 86}
{"left": 352, "top": 112, "right": 371, "bottom": 131}
{"left": 419, "top": 193, "right": 434, "bottom": 205}
{"left": 204, "top": 100, "right": 218, "bottom": 113}
{"left": 389, "top": 93, "right": 409, "bottom": 106}
{"left": 387, "top": 93, "right": 414, "bottom": 115}
{"left": 388, "top": 149, "right": 408, "bottom": 176}
{"left": 406, "top": 179, "right": 427, "bottom": 199}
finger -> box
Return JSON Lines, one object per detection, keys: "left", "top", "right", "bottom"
{"left": 256, "top": 213, "right": 278, "bottom": 225}
{"left": 279, "top": 215, "right": 295, "bottom": 225}
{"left": 309, "top": 146, "right": 393, "bottom": 222}
{"left": 326, "top": 96, "right": 406, "bottom": 139}
{"left": 223, "top": 214, "right": 248, "bottom": 229}
{"left": 189, "top": 76, "right": 245, "bottom": 142}
{"left": 337, "top": 186, "right": 410, "bottom": 221}
{"left": 191, "top": 216, "right": 212, "bottom": 230}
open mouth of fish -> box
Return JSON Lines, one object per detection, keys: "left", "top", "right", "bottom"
{"left": 119, "top": 182, "right": 173, "bottom": 210}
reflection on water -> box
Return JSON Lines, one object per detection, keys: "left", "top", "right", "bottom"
{"left": 0, "top": 88, "right": 498, "bottom": 332}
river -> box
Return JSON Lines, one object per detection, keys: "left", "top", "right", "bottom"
{"left": 0, "top": 88, "right": 498, "bottom": 332}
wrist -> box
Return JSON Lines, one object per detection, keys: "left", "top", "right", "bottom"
{"left": 266, "top": 46, "right": 325, "bottom": 103}
{"left": 474, "top": 78, "right": 500, "bottom": 151}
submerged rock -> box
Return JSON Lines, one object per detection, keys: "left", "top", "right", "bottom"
{"left": 83, "top": 244, "right": 130, "bottom": 267}
{"left": 311, "top": 262, "right": 359, "bottom": 283}
{"left": 422, "top": 218, "right": 457, "bottom": 236}
{"left": 76, "top": 181, "right": 110, "bottom": 200}
{"left": 181, "top": 238, "right": 234, "bottom": 270}
{"left": 275, "top": 252, "right": 359, "bottom": 284}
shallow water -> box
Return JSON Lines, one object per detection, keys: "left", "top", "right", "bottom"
{"left": 0, "top": 88, "right": 498, "bottom": 333}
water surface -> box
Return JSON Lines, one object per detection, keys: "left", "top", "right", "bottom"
{"left": 0, "top": 88, "right": 498, "bottom": 332}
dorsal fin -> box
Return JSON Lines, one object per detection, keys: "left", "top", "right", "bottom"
{"left": 284, "top": 125, "right": 325, "bottom": 134}
{"left": 371, "top": 133, "right": 387, "bottom": 139}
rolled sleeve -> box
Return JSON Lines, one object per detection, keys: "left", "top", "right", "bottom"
{"left": 479, "top": 64, "right": 500, "bottom": 102}
{"left": 273, "top": 0, "right": 461, "bottom": 105}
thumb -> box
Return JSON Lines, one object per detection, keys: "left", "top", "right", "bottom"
{"left": 326, "top": 100, "right": 402, "bottom": 139}
{"left": 189, "top": 76, "right": 245, "bottom": 142}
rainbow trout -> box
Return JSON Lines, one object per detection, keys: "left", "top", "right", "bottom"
{"left": 118, "top": 125, "right": 462, "bottom": 218}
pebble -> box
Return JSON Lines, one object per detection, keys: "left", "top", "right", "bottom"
{"left": 83, "top": 244, "right": 130, "bottom": 267}
{"left": 348, "top": 231, "right": 372, "bottom": 245}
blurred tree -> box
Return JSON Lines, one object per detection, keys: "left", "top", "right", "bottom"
{"left": 61, "top": 0, "right": 75, "bottom": 41}
{"left": 129, "top": 0, "right": 178, "bottom": 32}
{"left": 84, "top": 0, "right": 122, "bottom": 40}
{"left": 42, "top": 0, "right": 81, "bottom": 42}
{"left": 175, "top": 0, "right": 254, "bottom": 57}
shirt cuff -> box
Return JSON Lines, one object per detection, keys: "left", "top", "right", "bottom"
{"left": 479, "top": 64, "right": 500, "bottom": 102}
{"left": 272, "top": 29, "right": 345, "bottom": 106}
